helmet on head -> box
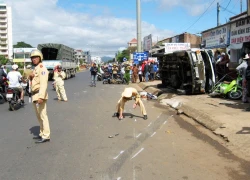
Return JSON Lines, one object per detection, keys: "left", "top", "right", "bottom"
{"left": 30, "top": 49, "right": 43, "bottom": 61}
{"left": 12, "top": 64, "right": 18, "bottom": 70}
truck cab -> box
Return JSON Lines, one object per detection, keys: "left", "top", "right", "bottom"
{"left": 155, "top": 49, "right": 215, "bottom": 94}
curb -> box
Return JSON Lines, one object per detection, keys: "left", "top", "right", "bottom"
{"left": 138, "top": 83, "right": 223, "bottom": 132}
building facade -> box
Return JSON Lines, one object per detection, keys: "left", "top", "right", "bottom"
{"left": 0, "top": 3, "right": 12, "bottom": 60}
{"left": 74, "top": 49, "right": 91, "bottom": 65}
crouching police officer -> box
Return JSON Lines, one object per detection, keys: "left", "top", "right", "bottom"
{"left": 29, "top": 49, "right": 51, "bottom": 143}
{"left": 113, "top": 87, "right": 147, "bottom": 120}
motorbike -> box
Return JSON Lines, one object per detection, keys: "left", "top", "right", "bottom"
{"left": 52, "top": 81, "right": 56, "bottom": 90}
{"left": 97, "top": 72, "right": 103, "bottom": 81}
{"left": 209, "top": 73, "right": 242, "bottom": 100}
{"left": 6, "top": 87, "right": 24, "bottom": 111}
{"left": 0, "top": 77, "right": 9, "bottom": 104}
{"left": 154, "top": 71, "right": 161, "bottom": 80}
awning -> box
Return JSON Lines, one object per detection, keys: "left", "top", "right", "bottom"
{"left": 227, "top": 43, "right": 243, "bottom": 50}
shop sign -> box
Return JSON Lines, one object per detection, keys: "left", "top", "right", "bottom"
{"left": 164, "top": 43, "right": 190, "bottom": 53}
{"left": 202, "top": 25, "right": 228, "bottom": 48}
{"left": 230, "top": 17, "right": 250, "bottom": 44}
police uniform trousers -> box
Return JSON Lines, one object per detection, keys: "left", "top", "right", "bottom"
{"left": 116, "top": 97, "right": 147, "bottom": 115}
{"left": 56, "top": 82, "right": 67, "bottom": 101}
{"left": 242, "top": 81, "right": 249, "bottom": 102}
{"left": 33, "top": 100, "right": 50, "bottom": 139}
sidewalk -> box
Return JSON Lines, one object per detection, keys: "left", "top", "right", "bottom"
{"left": 136, "top": 80, "right": 250, "bottom": 161}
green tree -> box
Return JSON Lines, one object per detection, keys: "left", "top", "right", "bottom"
{"left": 79, "top": 59, "right": 84, "bottom": 65}
{"left": 0, "top": 55, "right": 8, "bottom": 65}
{"left": 13, "top": 42, "right": 33, "bottom": 48}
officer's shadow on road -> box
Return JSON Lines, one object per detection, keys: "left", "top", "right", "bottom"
{"left": 123, "top": 113, "right": 143, "bottom": 120}
{"left": 29, "top": 126, "right": 40, "bottom": 136}
{"left": 236, "top": 127, "right": 250, "bottom": 134}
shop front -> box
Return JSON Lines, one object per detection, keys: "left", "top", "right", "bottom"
{"left": 201, "top": 24, "right": 230, "bottom": 56}
{"left": 229, "top": 15, "right": 250, "bottom": 64}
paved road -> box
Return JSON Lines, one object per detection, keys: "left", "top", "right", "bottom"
{"left": 0, "top": 71, "right": 249, "bottom": 180}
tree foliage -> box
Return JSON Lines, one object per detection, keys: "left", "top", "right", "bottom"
{"left": 0, "top": 55, "right": 8, "bottom": 65}
{"left": 13, "top": 42, "right": 33, "bottom": 48}
{"left": 116, "top": 46, "right": 137, "bottom": 63}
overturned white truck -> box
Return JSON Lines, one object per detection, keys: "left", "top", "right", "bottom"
{"left": 37, "top": 43, "right": 77, "bottom": 80}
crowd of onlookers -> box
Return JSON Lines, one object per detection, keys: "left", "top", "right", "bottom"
{"left": 95, "top": 61, "right": 159, "bottom": 84}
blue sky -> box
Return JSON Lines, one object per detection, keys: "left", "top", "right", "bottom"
{"left": 6, "top": 0, "right": 247, "bottom": 57}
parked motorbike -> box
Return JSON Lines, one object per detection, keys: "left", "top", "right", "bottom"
{"left": 209, "top": 73, "right": 242, "bottom": 100}
{"left": 154, "top": 71, "right": 161, "bottom": 80}
{"left": 97, "top": 72, "right": 103, "bottom": 81}
{"left": 6, "top": 87, "right": 23, "bottom": 111}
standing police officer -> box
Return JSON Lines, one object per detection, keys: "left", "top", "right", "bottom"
{"left": 29, "top": 49, "right": 51, "bottom": 143}
{"left": 53, "top": 65, "right": 67, "bottom": 101}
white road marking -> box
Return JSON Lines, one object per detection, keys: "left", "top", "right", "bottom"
{"left": 82, "top": 91, "right": 87, "bottom": 93}
{"left": 101, "top": 89, "right": 104, "bottom": 91}
{"left": 134, "top": 119, "right": 137, "bottom": 122}
{"left": 164, "top": 120, "right": 167, "bottom": 124}
{"left": 147, "top": 122, "right": 152, "bottom": 127}
{"left": 150, "top": 132, "right": 156, "bottom": 137}
{"left": 131, "top": 148, "right": 144, "bottom": 159}
{"left": 136, "top": 133, "right": 141, "bottom": 138}
{"left": 157, "top": 113, "right": 162, "bottom": 119}
{"left": 113, "top": 151, "right": 124, "bottom": 160}
{"left": 117, "top": 177, "right": 121, "bottom": 180}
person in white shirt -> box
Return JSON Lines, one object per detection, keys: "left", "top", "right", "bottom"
{"left": 7, "top": 64, "right": 24, "bottom": 103}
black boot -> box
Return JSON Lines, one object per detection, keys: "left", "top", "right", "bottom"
{"left": 143, "top": 115, "right": 148, "bottom": 120}
{"left": 112, "top": 112, "right": 119, "bottom": 117}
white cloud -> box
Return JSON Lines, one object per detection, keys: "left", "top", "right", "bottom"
{"left": 4, "top": 0, "right": 174, "bottom": 57}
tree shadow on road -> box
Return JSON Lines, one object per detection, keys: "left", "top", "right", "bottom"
{"left": 236, "top": 127, "right": 250, "bottom": 134}
{"left": 29, "top": 126, "right": 40, "bottom": 136}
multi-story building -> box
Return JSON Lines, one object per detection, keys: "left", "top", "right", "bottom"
{"left": 74, "top": 49, "right": 91, "bottom": 65}
{"left": 91, "top": 56, "right": 102, "bottom": 64}
{"left": 0, "top": 3, "right": 12, "bottom": 60}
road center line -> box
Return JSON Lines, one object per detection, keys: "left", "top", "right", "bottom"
{"left": 157, "top": 113, "right": 162, "bottom": 119}
{"left": 164, "top": 120, "right": 167, "bottom": 124}
{"left": 117, "top": 177, "right": 121, "bottom": 180}
{"left": 113, "top": 151, "right": 124, "bottom": 160}
{"left": 131, "top": 148, "right": 144, "bottom": 159}
{"left": 150, "top": 132, "right": 156, "bottom": 137}
{"left": 136, "top": 133, "right": 141, "bottom": 138}
{"left": 147, "top": 122, "right": 152, "bottom": 127}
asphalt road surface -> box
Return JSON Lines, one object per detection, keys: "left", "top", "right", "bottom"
{"left": 0, "top": 71, "right": 249, "bottom": 180}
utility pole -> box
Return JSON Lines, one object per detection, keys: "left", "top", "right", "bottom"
{"left": 136, "top": 0, "right": 142, "bottom": 52}
{"left": 248, "top": 0, "right": 250, "bottom": 16}
{"left": 240, "top": 0, "right": 242, "bottom": 13}
{"left": 217, "top": 2, "right": 220, "bottom": 26}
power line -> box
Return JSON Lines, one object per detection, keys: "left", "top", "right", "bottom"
{"left": 184, "top": 0, "right": 217, "bottom": 32}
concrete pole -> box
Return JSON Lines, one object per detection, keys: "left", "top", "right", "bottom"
{"left": 136, "top": 0, "right": 142, "bottom": 52}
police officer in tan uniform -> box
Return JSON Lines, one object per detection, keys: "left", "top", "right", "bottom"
{"left": 29, "top": 50, "right": 51, "bottom": 143}
{"left": 113, "top": 87, "right": 147, "bottom": 120}
{"left": 53, "top": 65, "right": 68, "bottom": 101}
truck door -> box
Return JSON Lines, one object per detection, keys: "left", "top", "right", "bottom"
{"left": 190, "top": 51, "right": 206, "bottom": 93}
{"left": 202, "top": 49, "right": 216, "bottom": 92}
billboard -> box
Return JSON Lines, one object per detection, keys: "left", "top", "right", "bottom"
{"left": 143, "top": 34, "right": 152, "bottom": 51}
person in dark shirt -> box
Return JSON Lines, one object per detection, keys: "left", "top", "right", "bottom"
{"left": 90, "top": 63, "right": 98, "bottom": 87}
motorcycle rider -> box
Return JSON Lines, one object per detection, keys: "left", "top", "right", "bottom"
{"left": 113, "top": 87, "right": 148, "bottom": 120}
{"left": 22, "top": 65, "right": 33, "bottom": 94}
{"left": 236, "top": 53, "right": 249, "bottom": 103}
{"left": 53, "top": 65, "right": 68, "bottom": 101}
{"left": 7, "top": 64, "right": 24, "bottom": 104}
{"left": 0, "top": 64, "right": 7, "bottom": 92}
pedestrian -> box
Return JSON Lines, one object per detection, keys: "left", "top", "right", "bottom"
{"left": 141, "top": 61, "right": 145, "bottom": 82}
{"left": 144, "top": 61, "right": 150, "bottom": 82}
{"left": 216, "top": 52, "right": 230, "bottom": 80}
{"left": 132, "top": 64, "right": 138, "bottom": 83}
{"left": 138, "top": 64, "right": 143, "bottom": 82}
{"left": 29, "top": 49, "right": 51, "bottom": 143}
{"left": 90, "top": 63, "right": 98, "bottom": 87}
{"left": 53, "top": 65, "right": 68, "bottom": 102}
{"left": 113, "top": 87, "right": 147, "bottom": 120}
{"left": 150, "top": 61, "right": 154, "bottom": 81}
{"left": 112, "top": 64, "right": 119, "bottom": 79}
{"left": 237, "top": 53, "right": 250, "bottom": 103}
